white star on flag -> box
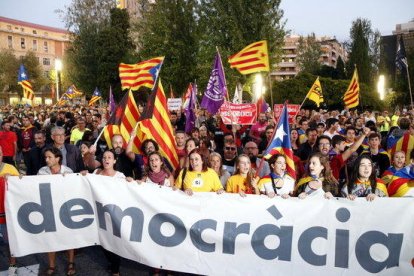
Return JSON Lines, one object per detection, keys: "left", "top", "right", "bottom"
{"left": 21, "top": 72, "right": 26, "bottom": 79}
{"left": 274, "top": 124, "right": 286, "bottom": 141}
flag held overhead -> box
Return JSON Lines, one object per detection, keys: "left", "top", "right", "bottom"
{"left": 228, "top": 40, "right": 270, "bottom": 75}
{"left": 263, "top": 103, "right": 296, "bottom": 179}
{"left": 119, "top": 57, "right": 164, "bottom": 91}
{"left": 343, "top": 68, "right": 360, "bottom": 109}
{"left": 201, "top": 52, "right": 227, "bottom": 114}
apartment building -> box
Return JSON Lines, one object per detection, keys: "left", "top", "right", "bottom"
{"left": 272, "top": 35, "right": 347, "bottom": 81}
{"left": 0, "top": 16, "right": 71, "bottom": 105}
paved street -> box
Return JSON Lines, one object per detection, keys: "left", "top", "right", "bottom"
{"left": 0, "top": 243, "right": 155, "bottom": 275}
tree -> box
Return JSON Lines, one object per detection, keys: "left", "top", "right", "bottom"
{"left": 21, "top": 51, "right": 48, "bottom": 91}
{"left": 59, "top": 0, "right": 117, "bottom": 96}
{"left": 273, "top": 73, "right": 383, "bottom": 110}
{"left": 197, "top": 0, "right": 286, "bottom": 96}
{"left": 96, "top": 8, "right": 134, "bottom": 98}
{"left": 0, "top": 49, "right": 19, "bottom": 92}
{"left": 346, "top": 18, "right": 373, "bottom": 84}
{"left": 134, "top": 0, "right": 199, "bottom": 95}
{"left": 296, "top": 33, "right": 321, "bottom": 74}
{"left": 334, "top": 55, "right": 346, "bottom": 79}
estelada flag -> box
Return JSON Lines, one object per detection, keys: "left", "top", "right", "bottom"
{"left": 263, "top": 103, "right": 296, "bottom": 179}
{"left": 228, "top": 40, "right": 270, "bottom": 75}
{"left": 119, "top": 57, "right": 164, "bottom": 91}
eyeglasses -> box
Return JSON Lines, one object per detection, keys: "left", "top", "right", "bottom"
{"left": 225, "top": 147, "right": 236, "bottom": 151}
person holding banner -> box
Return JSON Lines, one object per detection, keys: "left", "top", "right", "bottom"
{"left": 296, "top": 152, "right": 339, "bottom": 199}
{"left": 208, "top": 152, "right": 231, "bottom": 189}
{"left": 175, "top": 148, "right": 224, "bottom": 196}
{"left": 342, "top": 155, "right": 388, "bottom": 201}
{"left": 37, "top": 147, "right": 75, "bottom": 275}
{"left": 138, "top": 151, "right": 174, "bottom": 187}
{"left": 258, "top": 154, "right": 295, "bottom": 198}
{"left": 226, "top": 154, "right": 260, "bottom": 196}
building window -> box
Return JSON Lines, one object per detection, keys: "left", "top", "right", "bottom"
{"left": 43, "top": 58, "right": 51, "bottom": 66}
{"left": 33, "top": 30, "right": 37, "bottom": 34}
{"left": 7, "top": 36, "right": 13, "bottom": 48}
{"left": 33, "top": 40, "right": 37, "bottom": 51}
{"left": 21, "top": 38, "right": 25, "bottom": 49}
{"left": 44, "top": 41, "right": 48, "bottom": 52}
{"left": 20, "top": 28, "right": 24, "bottom": 32}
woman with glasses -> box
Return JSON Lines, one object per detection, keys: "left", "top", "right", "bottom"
{"left": 175, "top": 148, "right": 224, "bottom": 196}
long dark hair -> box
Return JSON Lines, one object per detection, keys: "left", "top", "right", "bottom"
{"left": 347, "top": 154, "right": 377, "bottom": 194}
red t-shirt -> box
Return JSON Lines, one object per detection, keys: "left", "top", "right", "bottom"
{"left": 0, "top": 131, "right": 17, "bottom": 157}
{"left": 330, "top": 154, "right": 345, "bottom": 180}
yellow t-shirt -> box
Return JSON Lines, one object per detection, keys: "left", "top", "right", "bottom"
{"left": 226, "top": 174, "right": 248, "bottom": 193}
{"left": 175, "top": 168, "right": 223, "bottom": 192}
{"left": 70, "top": 128, "right": 90, "bottom": 144}
{"left": 0, "top": 163, "right": 19, "bottom": 176}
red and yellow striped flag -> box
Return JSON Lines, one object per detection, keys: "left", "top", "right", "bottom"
{"left": 104, "top": 90, "right": 141, "bottom": 152}
{"left": 21, "top": 80, "right": 35, "bottom": 100}
{"left": 119, "top": 57, "right": 164, "bottom": 91}
{"left": 137, "top": 80, "right": 179, "bottom": 170}
{"left": 228, "top": 40, "right": 270, "bottom": 75}
{"left": 388, "top": 132, "right": 414, "bottom": 165}
{"left": 343, "top": 68, "right": 359, "bottom": 108}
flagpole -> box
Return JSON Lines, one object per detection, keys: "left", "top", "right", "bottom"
{"left": 268, "top": 73, "right": 274, "bottom": 111}
{"left": 216, "top": 46, "right": 237, "bottom": 142}
{"left": 406, "top": 65, "right": 413, "bottom": 108}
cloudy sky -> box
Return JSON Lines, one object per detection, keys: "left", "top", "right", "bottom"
{"left": 1, "top": 0, "right": 413, "bottom": 42}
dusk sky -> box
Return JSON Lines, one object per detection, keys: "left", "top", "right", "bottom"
{"left": 0, "top": 0, "right": 413, "bottom": 42}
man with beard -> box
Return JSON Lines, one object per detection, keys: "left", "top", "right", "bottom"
{"left": 26, "top": 130, "right": 47, "bottom": 175}
{"left": 249, "top": 113, "right": 268, "bottom": 144}
{"left": 222, "top": 141, "right": 238, "bottom": 175}
{"left": 243, "top": 141, "right": 270, "bottom": 178}
{"left": 111, "top": 134, "right": 135, "bottom": 178}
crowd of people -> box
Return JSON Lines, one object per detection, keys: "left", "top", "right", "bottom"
{"left": 0, "top": 103, "right": 413, "bottom": 275}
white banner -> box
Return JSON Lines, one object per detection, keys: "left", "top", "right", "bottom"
{"left": 167, "top": 98, "right": 182, "bottom": 110}
{"left": 6, "top": 175, "right": 414, "bottom": 275}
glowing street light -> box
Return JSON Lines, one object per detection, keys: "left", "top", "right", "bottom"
{"left": 254, "top": 73, "right": 265, "bottom": 101}
{"left": 55, "top": 59, "right": 62, "bottom": 101}
{"left": 377, "top": 75, "right": 385, "bottom": 100}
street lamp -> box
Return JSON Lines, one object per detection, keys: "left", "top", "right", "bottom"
{"left": 55, "top": 59, "right": 62, "bottom": 102}
{"left": 377, "top": 75, "right": 385, "bottom": 100}
{"left": 254, "top": 73, "right": 265, "bottom": 102}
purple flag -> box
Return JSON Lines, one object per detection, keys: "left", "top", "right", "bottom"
{"left": 201, "top": 52, "right": 227, "bottom": 114}
{"left": 185, "top": 83, "right": 197, "bottom": 133}
{"left": 109, "top": 86, "right": 116, "bottom": 115}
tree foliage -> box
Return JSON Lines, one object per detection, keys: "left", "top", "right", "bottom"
{"left": 0, "top": 49, "right": 46, "bottom": 95}
{"left": 134, "top": 0, "right": 199, "bottom": 95}
{"left": 272, "top": 73, "right": 383, "bottom": 110}
{"left": 62, "top": 0, "right": 133, "bottom": 98}
{"left": 296, "top": 33, "right": 321, "bottom": 75}
{"left": 197, "top": 0, "right": 286, "bottom": 94}
{"left": 346, "top": 18, "right": 380, "bottom": 85}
